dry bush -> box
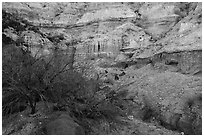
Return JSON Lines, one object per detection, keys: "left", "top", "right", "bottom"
{"left": 2, "top": 42, "right": 129, "bottom": 134}
{"left": 2, "top": 44, "right": 49, "bottom": 115}
{"left": 2, "top": 10, "right": 129, "bottom": 133}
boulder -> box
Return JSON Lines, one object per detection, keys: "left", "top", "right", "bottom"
{"left": 45, "top": 113, "right": 84, "bottom": 135}
{"left": 115, "top": 53, "right": 129, "bottom": 62}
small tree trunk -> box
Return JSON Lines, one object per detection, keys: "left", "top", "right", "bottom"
{"left": 30, "top": 106, "right": 36, "bottom": 114}
{"left": 68, "top": 46, "right": 76, "bottom": 70}
{"left": 28, "top": 99, "right": 36, "bottom": 114}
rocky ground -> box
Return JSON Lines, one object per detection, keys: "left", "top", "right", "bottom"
{"left": 2, "top": 2, "right": 202, "bottom": 135}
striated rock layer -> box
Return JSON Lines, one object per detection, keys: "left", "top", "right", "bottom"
{"left": 4, "top": 2, "right": 201, "bottom": 59}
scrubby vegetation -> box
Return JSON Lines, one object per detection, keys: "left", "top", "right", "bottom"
{"left": 2, "top": 43, "right": 130, "bottom": 134}
{"left": 2, "top": 10, "right": 132, "bottom": 134}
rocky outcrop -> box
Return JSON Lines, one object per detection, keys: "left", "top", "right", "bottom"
{"left": 77, "top": 22, "right": 153, "bottom": 59}
{"left": 3, "top": 2, "right": 201, "bottom": 61}
{"left": 130, "top": 2, "right": 202, "bottom": 76}
{"left": 139, "top": 2, "right": 180, "bottom": 39}
{"left": 2, "top": 2, "right": 87, "bottom": 26}
{"left": 2, "top": 102, "right": 85, "bottom": 135}
{"left": 77, "top": 3, "right": 137, "bottom": 24}
{"left": 152, "top": 50, "right": 202, "bottom": 75}
{"left": 20, "top": 30, "right": 54, "bottom": 58}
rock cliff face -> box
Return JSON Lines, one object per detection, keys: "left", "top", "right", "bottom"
{"left": 2, "top": 2, "right": 202, "bottom": 135}
{"left": 3, "top": 2, "right": 201, "bottom": 61}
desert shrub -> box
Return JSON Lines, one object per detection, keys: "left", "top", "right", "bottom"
{"left": 2, "top": 11, "right": 45, "bottom": 115}
{"left": 45, "top": 67, "right": 129, "bottom": 133}
{"left": 2, "top": 41, "right": 76, "bottom": 115}
{"left": 2, "top": 9, "right": 130, "bottom": 134}
{"left": 2, "top": 43, "right": 129, "bottom": 133}
{"left": 2, "top": 9, "right": 128, "bottom": 131}
{"left": 39, "top": 59, "right": 130, "bottom": 133}
{"left": 2, "top": 44, "right": 48, "bottom": 115}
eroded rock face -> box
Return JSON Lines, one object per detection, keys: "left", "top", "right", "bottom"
{"left": 2, "top": 2, "right": 87, "bottom": 25}
{"left": 78, "top": 22, "right": 153, "bottom": 58}
{"left": 139, "top": 2, "right": 180, "bottom": 39}
{"left": 3, "top": 2, "right": 201, "bottom": 61}
{"left": 77, "top": 4, "right": 137, "bottom": 23}
{"left": 130, "top": 2, "right": 201, "bottom": 58}
{"left": 20, "top": 30, "right": 54, "bottom": 57}
{"left": 152, "top": 50, "right": 202, "bottom": 75}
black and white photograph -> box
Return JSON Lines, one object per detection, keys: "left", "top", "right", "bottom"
{"left": 2, "top": 1, "right": 202, "bottom": 135}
